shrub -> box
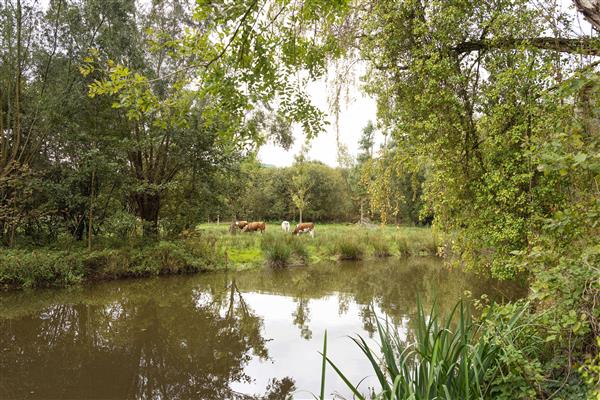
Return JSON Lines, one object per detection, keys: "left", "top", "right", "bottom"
{"left": 0, "top": 250, "right": 84, "bottom": 288}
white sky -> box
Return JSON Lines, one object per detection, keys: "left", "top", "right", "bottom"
{"left": 258, "top": 76, "right": 379, "bottom": 167}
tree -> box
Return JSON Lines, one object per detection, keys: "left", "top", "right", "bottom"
{"left": 327, "top": 0, "right": 599, "bottom": 394}
{"left": 82, "top": 0, "right": 344, "bottom": 236}
{"left": 355, "top": 121, "right": 375, "bottom": 223}
{"left": 290, "top": 147, "right": 311, "bottom": 224}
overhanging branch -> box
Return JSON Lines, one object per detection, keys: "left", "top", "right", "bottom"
{"left": 454, "top": 37, "right": 600, "bottom": 56}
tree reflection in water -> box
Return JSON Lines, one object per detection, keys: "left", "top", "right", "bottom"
{"left": 0, "top": 279, "right": 295, "bottom": 400}
{"left": 0, "top": 257, "right": 525, "bottom": 399}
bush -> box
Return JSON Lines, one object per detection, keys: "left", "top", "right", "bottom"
{"left": 0, "top": 250, "right": 84, "bottom": 288}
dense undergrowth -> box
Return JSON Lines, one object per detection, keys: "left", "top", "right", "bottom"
{"left": 0, "top": 224, "right": 439, "bottom": 289}
{"left": 0, "top": 239, "right": 225, "bottom": 289}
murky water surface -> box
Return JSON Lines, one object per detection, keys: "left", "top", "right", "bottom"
{"left": 0, "top": 258, "right": 525, "bottom": 399}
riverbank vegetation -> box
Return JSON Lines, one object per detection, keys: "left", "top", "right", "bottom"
{"left": 0, "top": 224, "right": 438, "bottom": 289}
{"left": 321, "top": 300, "right": 543, "bottom": 400}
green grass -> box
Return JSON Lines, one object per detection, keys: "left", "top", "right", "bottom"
{"left": 261, "top": 233, "right": 310, "bottom": 267}
{"left": 1, "top": 223, "right": 442, "bottom": 290}
{"left": 332, "top": 236, "right": 365, "bottom": 260}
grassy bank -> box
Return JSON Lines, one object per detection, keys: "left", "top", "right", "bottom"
{"left": 1, "top": 223, "right": 440, "bottom": 290}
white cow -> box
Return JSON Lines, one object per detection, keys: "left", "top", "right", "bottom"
{"left": 281, "top": 221, "right": 290, "bottom": 233}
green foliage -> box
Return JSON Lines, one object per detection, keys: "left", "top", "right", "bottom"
{"left": 395, "top": 230, "right": 438, "bottom": 257}
{"left": 0, "top": 237, "right": 226, "bottom": 289}
{"left": 0, "top": 250, "right": 84, "bottom": 288}
{"left": 369, "top": 234, "right": 392, "bottom": 258}
{"left": 337, "top": 1, "right": 599, "bottom": 395}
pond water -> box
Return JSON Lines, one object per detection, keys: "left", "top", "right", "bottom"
{"left": 0, "top": 258, "right": 526, "bottom": 399}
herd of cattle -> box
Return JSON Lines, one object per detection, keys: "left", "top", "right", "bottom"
{"left": 234, "top": 220, "right": 315, "bottom": 237}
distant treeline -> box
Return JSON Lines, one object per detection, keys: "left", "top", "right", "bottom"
{"left": 211, "top": 161, "right": 426, "bottom": 225}
{"left": 163, "top": 159, "right": 428, "bottom": 233}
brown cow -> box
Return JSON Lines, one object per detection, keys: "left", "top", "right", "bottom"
{"left": 292, "top": 222, "right": 315, "bottom": 237}
{"left": 242, "top": 221, "right": 266, "bottom": 233}
{"left": 235, "top": 220, "right": 249, "bottom": 230}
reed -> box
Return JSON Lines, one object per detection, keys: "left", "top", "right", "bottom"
{"left": 320, "top": 299, "right": 534, "bottom": 399}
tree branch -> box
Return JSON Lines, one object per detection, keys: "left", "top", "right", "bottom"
{"left": 454, "top": 37, "right": 600, "bottom": 56}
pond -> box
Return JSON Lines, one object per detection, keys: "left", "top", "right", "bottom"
{"left": 0, "top": 258, "right": 525, "bottom": 399}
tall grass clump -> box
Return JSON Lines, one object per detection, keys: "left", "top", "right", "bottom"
{"left": 396, "top": 230, "right": 438, "bottom": 256}
{"left": 333, "top": 236, "right": 364, "bottom": 260}
{"left": 396, "top": 235, "right": 410, "bottom": 256}
{"left": 261, "top": 233, "right": 309, "bottom": 267}
{"left": 320, "top": 299, "right": 541, "bottom": 399}
{"left": 367, "top": 232, "right": 392, "bottom": 257}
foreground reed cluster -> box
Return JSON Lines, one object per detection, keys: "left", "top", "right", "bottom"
{"left": 319, "top": 299, "right": 539, "bottom": 399}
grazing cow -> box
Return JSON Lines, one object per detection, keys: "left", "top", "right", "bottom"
{"left": 292, "top": 222, "right": 315, "bottom": 237}
{"left": 235, "top": 220, "right": 248, "bottom": 230}
{"left": 242, "top": 221, "right": 266, "bottom": 233}
{"left": 281, "top": 221, "right": 290, "bottom": 232}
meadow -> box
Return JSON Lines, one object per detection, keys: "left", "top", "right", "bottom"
{"left": 0, "top": 223, "right": 440, "bottom": 290}
{"left": 199, "top": 222, "right": 439, "bottom": 267}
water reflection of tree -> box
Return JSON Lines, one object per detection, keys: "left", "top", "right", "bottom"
{"left": 0, "top": 259, "right": 525, "bottom": 399}
{"left": 292, "top": 297, "right": 312, "bottom": 340}
{"left": 359, "top": 304, "right": 377, "bottom": 337}
{"left": 0, "top": 277, "right": 293, "bottom": 399}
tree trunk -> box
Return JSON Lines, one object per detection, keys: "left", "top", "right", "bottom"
{"left": 88, "top": 168, "right": 95, "bottom": 250}
{"left": 133, "top": 190, "right": 161, "bottom": 237}
{"left": 299, "top": 208, "right": 303, "bottom": 224}
{"left": 360, "top": 200, "right": 364, "bottom": 222}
